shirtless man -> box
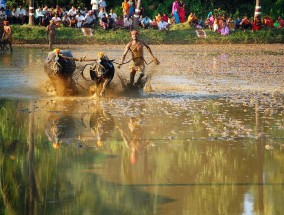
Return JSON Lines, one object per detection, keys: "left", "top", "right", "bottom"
{"left": 46, "top": 20, "right": 56, "bottom": 50}
{"left": 1, "top": 20, "right": 13, "bottom": 52}
{"left": 118, "top": 29, "right": 159, "bottom": 87}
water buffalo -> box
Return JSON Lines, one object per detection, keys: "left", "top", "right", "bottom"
{"left": 86, "top": 53, "right": 115, "bottom": 97}
{"left": 44, "top": 49, "right": 76, "bottom": 80}
{"left": 44, "top": 49, "right": 77, "bottom": 96}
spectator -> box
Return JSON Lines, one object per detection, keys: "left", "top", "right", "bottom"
{"left": 240, "top": 16, "right": 252, "bottom": 32}
{"left": 46, "top": 20, "right": 56, "bottom": 50}
{"left": 263, "top": 16, "right": 273, "bottom": 27}
{"left": 68, "top": 6, "right": 77, "bottom": 19}
{"left": 155, "top": 13, "right": 162, "bottom": 22}
{"left": 91, "top": 0, "right": 100, "bottom": 18}
{"left": 273, "top": 19, "right": 280, "bottom": 28}
{"left": 42, "top": 11, "right": 52, "bottom": 26}
{"left": 128, "top": 0, "right": 134, "bottom": 17}
{"left": 0, "top": 7, "right": 7, "bottom": 20}
{"left": 99, "top": 0, "right": 107, "bottom": 10}
{"left": 42, "top": 5, "right": 49, "bottom": 16}
{"left": 11, "top": 8, "right": 18, "bottom": 24}
{"left": 213, "top": 18, "right": 219, "bottom": 31}
{"left": 124, "top": 15, "right": 132, "bottom": 29}
{"left": 178, "top": 0, "right": 186, "bottom": 23}
{"left": 100, "top": 13, "right": 108, "bottom": 29}
{"left": 172, "top": 0, "right": 180, "bottom": 24}
{"left": 150, "top": 17, "right": 158, "bottom": 29}
{"left": 187, "top": 12, "right": 198, "bottom": 26}
{"left": 198, "top": 17, "right": 204, "bottom": 28}
{"left": 98, "top": 7, "right": 108, "bottom": 19}
{"left": 141, "top": 15, "right": 151, "bottom": 28}
{"left": 35, "top": 7, "right": 44, "bottom": 25}
{"left": 2, "top": 20, "right": 12, "bottom": 52}
{"left": 205, "top": 13, "right": 214, "bottom": 29}
{"left": 137, "top": 15, "right": 143, "bottom": 27}
{"left": 83, "top": 10, "right": 96, "bottom": 27}
{"left": 62, "top": 13, "right": 71, "bottom": 27}
{"left": 5, "top": 6, "right": 13, "bottom": 23}
{"left": 162, "top": 13, "right": 168, "bottom": 22}
{"left": 54, "top": 5, "right": 63, "bottom": 17}
{"left": 279, "top": 16, "right": 284, "bottom": 28}
{"left": 252, "top": 15, "right": 261, "bottom": 31}
{"left": 81, "top": 7, "right": 89, "bottom": 16}
{"left": 220, "top": 21, "right": 230, "bottom": 35}
{"left": 122, "top": 0, "right": 130, "bottom": 18}
{"left": 158, "top": 19, "right": 169, "bottom": 31}
{"left": 109, "top": 8, "right": 117, "bottom": 22}
{"left": 116, "top": 15, "right": 124, "bottom": 28}
{"left": 234, "top": 17, "right": 242, "bottom": 29}
{"left": 75, "top": 12, "right": 85, "bottom": 28}
{"left": 168, "top": 15, "right": 175, "bottom": 25}
{"left": 16, "top": 5, "right": 27, "bottom": 24}
{"left": 61, "top": 7, "right": 68, "bottom": 17}
{"left": 52, "top": 13, "right": 62, "bottom": 27}
{"left": 227, "top": 17, "right": 235, "bottom": 31}
{"left": 107, "top": 14, "right": 115, "bottom": 29}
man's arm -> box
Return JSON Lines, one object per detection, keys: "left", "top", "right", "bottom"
{"left": 118, "top": 43, "right": 131, "bottom": 68}
{"left": 142, "top": 40, "right": 160, "bottom": 65}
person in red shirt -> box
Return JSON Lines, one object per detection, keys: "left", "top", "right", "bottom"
{"left": 162, "top": 13, "right": 168, "bottom": 22}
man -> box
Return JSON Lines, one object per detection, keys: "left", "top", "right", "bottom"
{"left": 90, "top": 0, "right": 99, "bottom": 18}
{"left": 1, "top": 20, "right": 12, "bottom": 52}
{"left": 109, "top": 8, "right": 117, "bottom": 22}
{"left": 118, "top": 29, "right": 159, "bottom": 87}
{"left": 158, "top": 19, "right": 169, "bottom": 31}
{"left": 83, "top": 10, "right": 96, "bottom": 28}
{"left": 16, "top": 5, "right": 27, "bottom": 24}
{"left": 46, "top": 20, "right": 56, "bottom": 50}
{"left": 141, "top": 15, "right": 151, "bottom": 29}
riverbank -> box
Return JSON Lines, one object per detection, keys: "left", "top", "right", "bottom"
{"left": 12, "top": 23, "right": 284, "bottom": 45}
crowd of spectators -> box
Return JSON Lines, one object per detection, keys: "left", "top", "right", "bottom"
{"left": 0, "top": 0, "right": 284, "bottom": 34}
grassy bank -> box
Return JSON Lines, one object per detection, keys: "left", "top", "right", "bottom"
{"left": 12, "top": 23, "right": 284, "bottom": 45}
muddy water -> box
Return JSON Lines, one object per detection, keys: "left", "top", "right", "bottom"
{"left": 0, "top": 45, "right": 284, "bottom": 215}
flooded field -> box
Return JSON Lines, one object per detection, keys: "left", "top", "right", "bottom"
{"left": 0, "top": 45, "right": 284, "bottom": 215}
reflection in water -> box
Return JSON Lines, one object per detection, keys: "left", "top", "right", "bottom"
{"left": 0, "top": 96, "right": 283, "bottom": 214}
{"left": 118, "top": 114, "right": 149, "bottom": 165}
{"left": 89, "top": 103, "right": 114, "bottom": 147}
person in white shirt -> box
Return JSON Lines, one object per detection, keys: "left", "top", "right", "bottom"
{"left": 68, "top": 6, "right": 77, "bottom": 18}
{"left": 52, "top": 13, "right": 62, "bottom": 27}
{"left": 35, "top": 7, "right": 44, "bottom": 25}
{"left": 124, "top": 15, "right": 132, "bottom": 29}
{"left": 62, "top": 13, "right": 71, "bottom": 27}
{"left": 83, "top": 10, "right": 96, "bottom": 27}
{"left": 75, "top": 12, "right": 85, "bottom": 27}
{"left": 109, "top": 8, "right": 117, "bottom": 22}
{"left": 158, "top": 19, "right": 169, "bottom": 31}
{"left": 99, "top": 0, "right": 107, "bottom": 10}
{"left": 90, "top": 0, "right": 99, "bottom": 18}
{"left": 97, "top": 7, "right": 107, "bottom": 19}
{"left": 16, "top": 5, "right": 26, "bottom": 24}
{"left": 42, "top": 5, "right": 49, "bottom": 16}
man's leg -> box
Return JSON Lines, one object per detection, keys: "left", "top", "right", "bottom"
{"left": 135, "top": 73, "right": 144, "bottom": 86}
{"left": 129, "top": 70, "right": 136, "bottom": 86}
